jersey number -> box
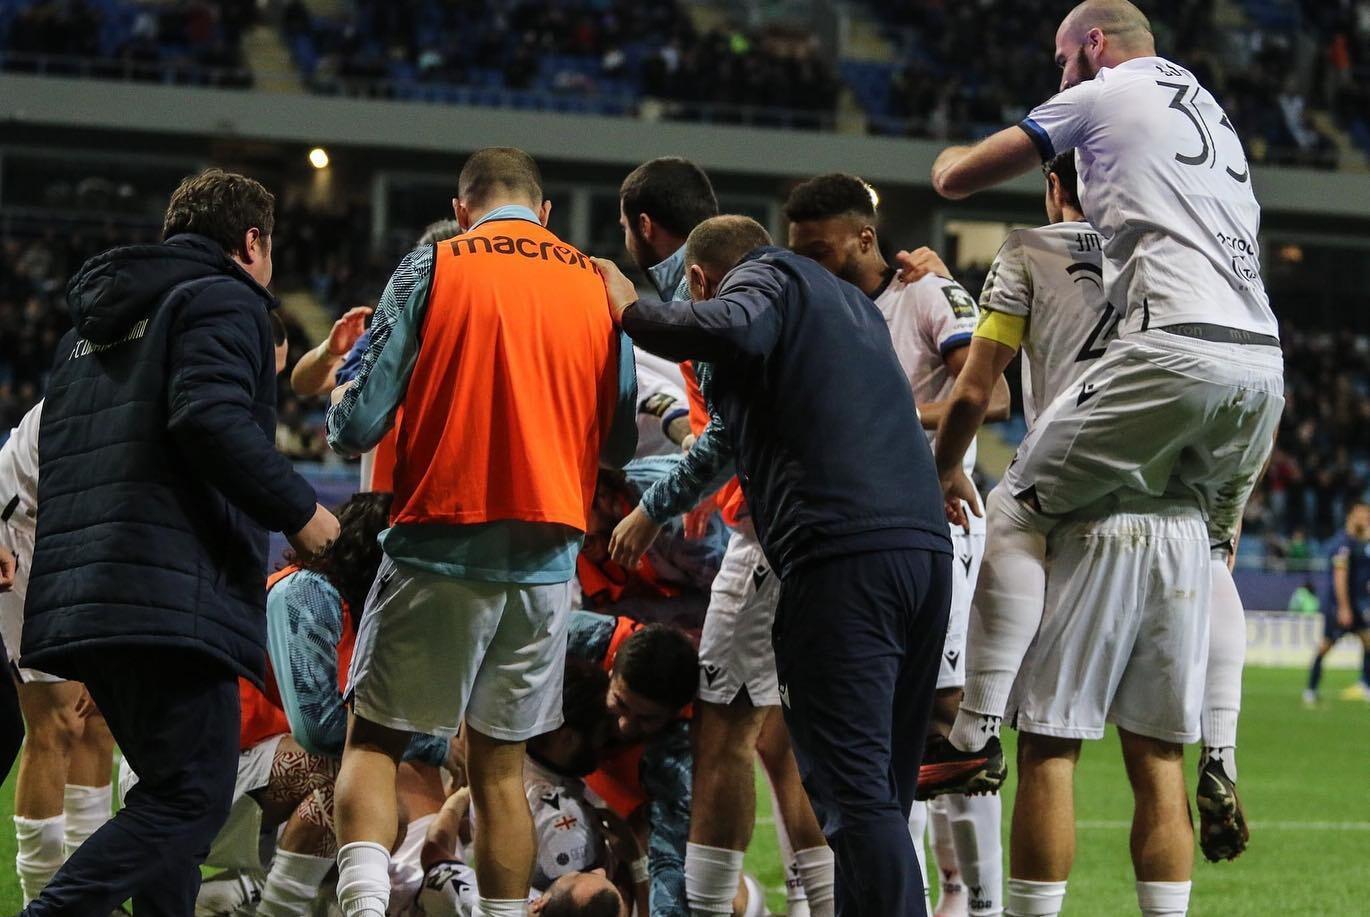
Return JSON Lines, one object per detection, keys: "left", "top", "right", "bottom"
{"left": 1156, "top": 81, "right": 1249, "bottom": 183}
{"left": 1075, "top": 304, "right": 1121, "bottom": 363}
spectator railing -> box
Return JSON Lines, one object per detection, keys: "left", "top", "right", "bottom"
{"left": 0, "top": 51, "right": 251, "bottom": 89}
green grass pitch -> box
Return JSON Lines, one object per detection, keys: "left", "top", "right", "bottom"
{"left": 0, "top": 666, "right": 1360, "bottom": 913}
{"left": 742, "top": 666, "right": 1369, "bottom": 915}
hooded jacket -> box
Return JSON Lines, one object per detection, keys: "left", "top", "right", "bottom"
{"left": 22, "top": 234, "right": 318, "bottom": 684}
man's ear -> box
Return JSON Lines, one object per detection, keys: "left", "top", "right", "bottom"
{"left": 454, "top": 198, "right": 471, "bottom": 231}
{"left": 687, "top": 263, "right": 709, "bottom": 300}
{"left": 238, "top": 227, "right": 260, "bottom": 264}
{"left": 637, "top": 212, "right": 654, "bottom": 246}
{"left": 1046, "top": 172, "right": 1062, "bottom": 204}
{"left": 538, "top": 199, "right": 552, "bottom": 227}
{"left": 860, "top": 225, "right": 877, "bottom": 252}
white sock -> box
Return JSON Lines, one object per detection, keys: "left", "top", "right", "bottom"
{"left": 1202, "top": 559, "right": 1243, "bottom": 780}
{"left": 61, "top": 783, "right": 112, "bottom": 860}
{"left": 793, "top": 846, "right": 835, "bottom": 917}
{"left": 908, "top": 801, "right": 932, "bottom": 913}
{"left": 928, "top": 797, "right": 961, "bottom": 888}
{"left": 15, "top": 814, "right": 65, "bottom": 904}
{"left": 957, "top": 486, "right": 1049, "bottom": 748}
{"left": 946, "top": 793, "right": 1004, "bottom": 916}
{"left": 1136, "top": 880, "right": 1191, "bottom": 916}
{"left": 475, "top": 898, "right": 529, "bottom": 916}
{"left": 685, "top": 842, "right": 744, "bottom": 915}
{"left": 336, "top": 841, "right": 391, "bottom": 916}
{"left": 741, "top": 874, "right": 768, "bottom": 917}
{"left": 768, "top": 785, "right": 814, "bottom": 916}
{"left": 1005, "top": 878, "right": 1066, "bottom": 917}
{"left": 259, "top": 848, "right": 335, "bottom": 916}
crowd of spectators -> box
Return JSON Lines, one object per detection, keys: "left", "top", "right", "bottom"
{"left": 1243, "top": 329, "right": 1370, "bottom": 549}
{"left": 861, "top": 0, "right": 1359, "bottom": 168}
{"left": 0, "top": 214, "right": 340, "bottom": 463}
{"left": 0, "top": 0, "right": 253, "bottom": 87}
{"left": 281, "top": 0, "right": 841, "bottom": 128}
{"left": 1, "top": 0, "right": 1366, "bottom": 161}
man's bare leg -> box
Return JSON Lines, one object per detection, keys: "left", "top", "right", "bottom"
{"left": 756, "top": 705, "right": 832, "bottom": 917}
{"left": 14, "top": 680, "right": 85, "bottom": 902}
{"left": 1006, "top": 733, "right": 1078, "bottom": 917}
{"left": 1119, "top": 729, "right": 1192, "bottom": 916}
{"left": 62, "top": 703, "right": 114, "bottom": 861}
{"left": 465, "top": 724, "right": 535, "bottom": 915}
{"left": 685, "top": 695, "right": 768, "bottom": 915}
{"left": 335, "top": 714, "right": 410, "bottom": 916}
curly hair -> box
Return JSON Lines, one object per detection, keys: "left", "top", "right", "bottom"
{"left": 284, "top": 491, "right": 392, "bottom": 625}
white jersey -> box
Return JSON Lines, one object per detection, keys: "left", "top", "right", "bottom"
{"left": 524, "top": 755, "right": 606, "bottom": 891}
{"left": 634, "top": 348, "right": 689, "bottom": 458}
{"left": 1021, "top": 56, "right": 1276, "bottom": 338}
{"left": 875, "top": 272, "right": 980, "bottom": 481}
{"left": 979, "top": 222, "right": 1111, "bottom": 427}
{"left": 0, "top": 400, "right": 40, "bottom": 541}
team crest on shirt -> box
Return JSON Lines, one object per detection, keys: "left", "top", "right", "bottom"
{"left": 942, "top": 286, "right": 978, "bottom": 320}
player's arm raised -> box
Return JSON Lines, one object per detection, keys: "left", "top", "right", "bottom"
{"left": 932, "top": 126, "right": 1044, "bottom": 200}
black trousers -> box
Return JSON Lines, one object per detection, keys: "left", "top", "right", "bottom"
{"left": 24, "top": 646, "right": 240, "bottom": 917}
{"left": 774, "top": 548, "right": 952, "bottom": 917}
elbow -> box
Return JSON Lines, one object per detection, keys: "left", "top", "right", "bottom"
{"left": 931, "top": 166, "right": 971, "bottom": 201}
{"left": 985, "top": 403, "right": 1011, "bottom": 423}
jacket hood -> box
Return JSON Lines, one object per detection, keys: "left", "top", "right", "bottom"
{"left": 66, "top": 233, "right": 275, "bottom": 345}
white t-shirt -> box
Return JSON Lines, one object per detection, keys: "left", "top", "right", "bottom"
{"left": 979, "top": 221, "right": 1113, "bottom": 427}
{"left": 1021, "top": 56, "right": 1276, "bottom": 339}
{"left": 875, "top": 273, "right": 984, "bottom": 528}
{"left": 0, "top": 400, "right": 41, "bottom": 542}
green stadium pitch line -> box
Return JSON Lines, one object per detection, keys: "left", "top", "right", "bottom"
{"left": 753, "top": 815, "right": 1370, "bottom": 831}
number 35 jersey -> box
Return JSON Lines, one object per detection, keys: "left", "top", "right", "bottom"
{"left": 1018, "top": 56, "right": 1277, "bottom": 340}
{"left": 978, "top": 221, "right": 1110, "bottom": 429}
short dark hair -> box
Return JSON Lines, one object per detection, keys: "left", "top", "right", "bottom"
{"left": 541, "top": 884, "right": 622, "bottom": 917}
{"left": 268, "top": 311, "right": 287, "bottom": 348}
{"left": 562, "top": 656, "right": 610, "bottom": 736}
{"left": 612, "top": 623, "right": 698, "bottom": 711}
{"left": 620, "top": 157, "right": 719, "bottom": 239}
{"left": 783, "top": 173, "right": 877, "bottom": 223}
{"left": 458, "top": 147, "right": 543, "bottom": 209}
{"left": 163, "top": 168, "right": 275, "bottom": 259}
{"left": 685, "top": 215, "right": 773, "bottom": 276}
{"left": 416, "top": 218, "right": 461, "bottom": 246}
{"left": 1045, "top": 152, "right": 1081, "bottom": 210}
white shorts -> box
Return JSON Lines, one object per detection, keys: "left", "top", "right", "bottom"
{"left": 698, "top": 528, "right": 780, "bottom": 707}
{"left": 0, "top": 527, "right": 62, "bottom": 684}
{"left": 1007, "top": 500, "right": 1211, "bottom": 744}
{"left": 941, "top": 525, "right": 985, "bottom": 690}
{"left": 348, "top": 556, "right": 573, "bottom": 742}
{"left": 1001, "top": 331, "right": 1283, "bottom": 552}
{"left": 118, "top": 733, "right": 283, "bottom": 872}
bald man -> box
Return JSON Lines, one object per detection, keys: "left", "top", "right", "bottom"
{"left": 920, "top": 2, "right": 1283, "bottom": 915}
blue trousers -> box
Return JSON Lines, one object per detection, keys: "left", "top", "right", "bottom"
{"left": 25, "top": 647, "right": 240, "bottom": 917}
{"left": 774, "top": 548, "right": 952, "bottom": 917}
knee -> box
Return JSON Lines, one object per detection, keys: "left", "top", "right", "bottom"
{"left": 1017, "top": 733, "right": 1081, "bottom": 770}
{"left": 23, "top": 705, "right": 83, "bottom": 753}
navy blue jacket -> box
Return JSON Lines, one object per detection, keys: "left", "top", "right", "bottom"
{"left": 23, "top": 234, "right": 318, "bottom": 685}
{"left": 622, "top": 246, "right": 950, "bottom": 577}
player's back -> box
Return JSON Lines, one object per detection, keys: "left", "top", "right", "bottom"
{"left": 876, "top": 273, "right": 981, "bottom": 487}
{"left": 1024, "top": 56, "right": 1275, "bottom": 339}
{"left": 980, "top": 221, "right": 1110, "bottom": 427}
{"left": 392, "top": 220, "right": 619, "bottom": 533}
